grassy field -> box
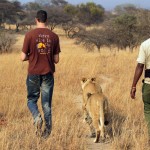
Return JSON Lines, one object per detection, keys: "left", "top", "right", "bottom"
{"left": 0, "top": 29, "right": 149, "bottom": 150}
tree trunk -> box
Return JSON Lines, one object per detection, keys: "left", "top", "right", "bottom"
{"left": 109, "top": 46, "right": 112, "bottom": 51}
{"left": 129, "top": 46, "right": 134, "bottom": 53}
{"left": 97, "top": 46, "right": 101, "bottom": 53}
{"left": 16, "top": 23, "right": 19, "bottom": 32}
{"left": 9, "top": 24, "right": 11, "bottom": 30}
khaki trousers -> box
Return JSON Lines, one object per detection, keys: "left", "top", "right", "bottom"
{"left": 142, "top": 83, "right": 150, "bottom": 136}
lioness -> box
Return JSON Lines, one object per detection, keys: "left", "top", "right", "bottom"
{"left": 81, "top": 77, "right": 109, "bottom": 143}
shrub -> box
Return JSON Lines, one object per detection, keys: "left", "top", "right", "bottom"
{"left": 0, "top": 32, "right": 15, "bottom": 53}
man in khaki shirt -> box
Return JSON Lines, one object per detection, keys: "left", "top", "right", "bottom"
{"left": 131, "top": 39, "right": 150, "bottom": 141}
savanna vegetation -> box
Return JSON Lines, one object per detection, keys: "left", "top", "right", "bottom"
{"left": 0, "top": 0, "right": 150, "bottom": 53}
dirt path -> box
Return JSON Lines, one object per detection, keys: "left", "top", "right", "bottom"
{"left": 86, "top": 138, "right": 112, "bottom": 150}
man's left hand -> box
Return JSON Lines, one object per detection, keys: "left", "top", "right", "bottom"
{"left": 130, "top": 88, "right": 136, "bottom": 99}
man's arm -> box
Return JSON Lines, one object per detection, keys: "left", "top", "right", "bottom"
{"left": 54, "top": 54, "right": 59, "bottom": 64}
{"left": 130, "top": 63, "right": 144, "bottom": 99}
{"left": 21, "top": 52, "right": 29, "bottom": 61}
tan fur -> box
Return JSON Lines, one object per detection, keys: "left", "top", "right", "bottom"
{"left": 81, "top": 77, "right": 102, "bottom": 108}
{"left": 81, "top": 77, "right": 109, "bottom": 143}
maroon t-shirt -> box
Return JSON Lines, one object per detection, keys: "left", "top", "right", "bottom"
{"left": 22, "top": 28, "right": 61, "bottom": 75}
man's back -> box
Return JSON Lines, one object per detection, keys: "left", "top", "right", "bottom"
{"left": 22, "top": 28, "right": 60, "bottom": 75}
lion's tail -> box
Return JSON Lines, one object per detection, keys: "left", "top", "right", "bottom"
{"left": 104, "top": 97, "right": 109, "bottom": 126}
{"left": 99, "top": 101, "right": 105, "bottom": 127}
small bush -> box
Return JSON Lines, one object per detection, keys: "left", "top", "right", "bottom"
{"left": 0, "top": 32, "right": 15, "bottom": 53}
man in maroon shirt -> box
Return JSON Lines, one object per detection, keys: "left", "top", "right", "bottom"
{"left": 21, "top": 10, "right": 60, "bottom": 138}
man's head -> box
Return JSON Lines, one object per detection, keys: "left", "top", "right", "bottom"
{"left": 36, "top": 10, "right": 47, "bottom": 23}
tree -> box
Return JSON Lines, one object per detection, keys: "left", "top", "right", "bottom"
{"left": 51, "top": 0, "right": 68, "bottom": 6}
{"left": 0, "top": 0, "right": 23, "bottom": 31}
{"left": 77, "top": 2, "right": 105, "bottom": 25}
{"left": 46, "top": 7, "right": 72, "bottom": 30}
{"left": 134, "top": 9, "right": 150, "bottom": 42}
{"left": 64, "top": 4, "right": 78, "bottom": 16}
{"left": 114, "top": 4, "right": 137, "bottom": 15}
{"left": 35, "top": 0, "right": 67, "bottom": 6}
{"left": 112, "top": 14, "right": 138, "bottom": 51}
{"left": 23, "top": 2, "right": 42, "bottom": 11}
{"left": 0, "top": 0, "right": 14, "bottom": 25}
{"left": 35, "top": 0, "right": 50, "bottom": 6}
{"left": 75, "top": 28, "right": 107, "bottom": 52}
{"left": 17, "top": 10, "right": 36, "bottom": 31}
{"left": 62, "top": 21, "right": 84, "bottom": 38}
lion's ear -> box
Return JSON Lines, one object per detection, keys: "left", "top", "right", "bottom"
{"left": 91, "top": 78, "right": 96, "bottom": 82}
{"left": 82, "top": 77, "right": 87, "bottom": 83}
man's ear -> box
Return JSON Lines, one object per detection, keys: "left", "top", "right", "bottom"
{"left": 82, "top": 78, "right": 87, "bottom": 83}
{"left": 91, "top": 77, "right": 96, "bottom": 82}
{"left": 35, "top": 18, "right": 38, "bottom": 23}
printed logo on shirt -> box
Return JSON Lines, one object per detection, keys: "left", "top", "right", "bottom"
{"left": 37, "top": 42, "right": 46, "bottom": 49}
{"left": 36, "top": 34, "right": 51, "bottom": 54}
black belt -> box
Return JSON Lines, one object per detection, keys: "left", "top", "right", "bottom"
{"left": 145, "top": 69, "right": 150, "bottom": 78}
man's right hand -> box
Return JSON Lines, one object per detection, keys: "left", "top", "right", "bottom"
{"left": 130, "top": 88, "right": 136, "bottom": 99}
{"left": 21, "top": 52, "right": 29, "bottom": 61}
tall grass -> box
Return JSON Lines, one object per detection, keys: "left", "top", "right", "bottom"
{"left": 0, "top": 34, "right": 149, "bottom": 150}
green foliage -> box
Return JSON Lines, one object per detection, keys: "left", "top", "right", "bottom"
{"left": 46, "top": 7, "right": 72, "bottom": 30}
{"left": 75, "top": 28, "right": 107, "bottom": 52}
{"left": 24, "top": 2, "right": 42, "bottom": 11}
{"left": 109, "top": 14, "right": 138, "bottom": 51}
{"left": 77, "top": 2, "right": 105, "bottom": 25}
{"left": 114, "top": 4, "right": 137, "bottom": 15}
{"left": 0, "top": 0, "right": 23, "bottom": 25}
{"left": 64, "top": 4, "right": 78, "bottom": 16}
{"left": 114, "top": 14, "right": 137, "bottom": 27}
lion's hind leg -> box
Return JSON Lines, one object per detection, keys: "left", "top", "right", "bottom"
{"left": 99, "top": 103, "right": 105, "bottom": 140}
{"left": 92, "top": 118, "right": 100, "bottom": 143}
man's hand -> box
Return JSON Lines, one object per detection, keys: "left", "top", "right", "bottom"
{"left": 130, "top": 63, "right": 144, "bottom": 99}
{"left": 54, "top": 54, "right": 59, "bottom": 64}
{"left": 21, "top": 52, "right": 29, "bottom": 61}
{"left": 130, "top": 87, "right": 136, "bottom": 99}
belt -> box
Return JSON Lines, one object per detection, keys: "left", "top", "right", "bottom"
{"left": 144, "top": 69, "right": 150, "bottom": 84}
{"left": 145, "top": 69, "right": 150, "bottom": 78}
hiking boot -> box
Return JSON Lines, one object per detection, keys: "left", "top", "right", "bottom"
{"left": 42, "top": 128, "right": 51, "bottom": 139}
{"left": 34, "top": 115, "right": 43, "bottom": 137}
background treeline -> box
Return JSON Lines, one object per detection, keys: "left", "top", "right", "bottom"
{"left": 0, "top": 0, "right": 150, "bottom": 52}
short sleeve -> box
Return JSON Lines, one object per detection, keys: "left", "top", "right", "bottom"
{"left": 137, "top": 43, "right": 145, "bottom": 64}
{"left": 22, "top": 33, "right": 30, "bottom": 54}
{"left": 53, "top": 35, "right": 61, "bottom": 55}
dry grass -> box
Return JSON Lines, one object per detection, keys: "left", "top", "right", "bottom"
{"left": 0, "top": 30, "right": 150, "bottom": 150}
